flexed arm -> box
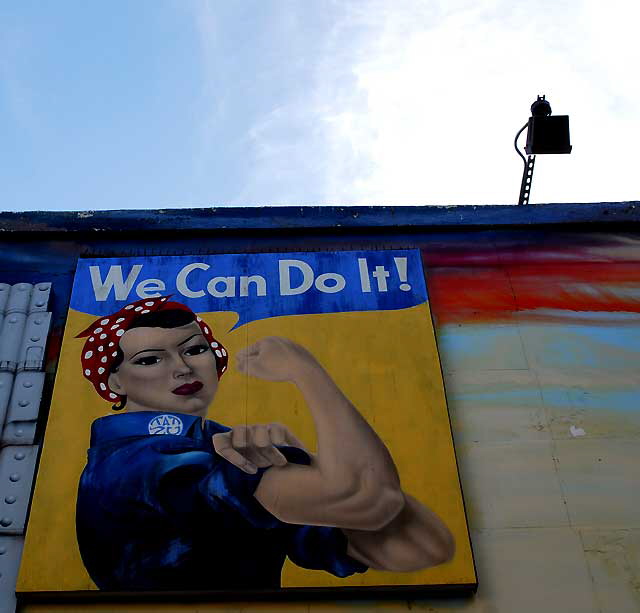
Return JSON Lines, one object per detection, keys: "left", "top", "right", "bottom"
{"left": 216, "top": 337, "right": 454, "bottom": 570}
{"left": 237, "top": 337, "right": 404, "bottom": 531}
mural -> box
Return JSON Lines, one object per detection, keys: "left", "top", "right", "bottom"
{"left": 18, "top": 250, "right": 475, "bottom": 596}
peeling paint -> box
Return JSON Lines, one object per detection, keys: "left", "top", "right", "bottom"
{"left": 0, "top": 201, "right": 639, "bottom": 233}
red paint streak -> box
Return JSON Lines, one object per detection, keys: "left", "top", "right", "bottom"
{"left": 422, "top": 239, "right": 640, "bottom": 268}
{"left": 428, "top": 262, "right": 640, "bottom": 324}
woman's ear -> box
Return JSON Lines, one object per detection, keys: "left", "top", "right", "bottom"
{"left": 108, "top": 371, "right": 124, "bottom": 394}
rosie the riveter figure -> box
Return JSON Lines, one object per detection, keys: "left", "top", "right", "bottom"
{"left": 75, "top": 296, "right": 454, "bottom": 591}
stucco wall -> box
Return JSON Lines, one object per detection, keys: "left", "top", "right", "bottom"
{"left": 424, "top": 231, "right": 640, "bottom": 613}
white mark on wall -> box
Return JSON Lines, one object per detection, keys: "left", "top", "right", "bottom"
{"left": 569, "top": 425, "right": 586, "bottom": 437}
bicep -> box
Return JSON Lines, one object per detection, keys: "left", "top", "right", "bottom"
{"left": 254, "top": 458, "right": 403, "bottom": 531}
{"left": 254, "top": 460, "right": 354, "bottom": 527}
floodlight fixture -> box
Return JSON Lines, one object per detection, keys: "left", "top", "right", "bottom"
{"left": 514, "top": 95, "right": 572, "bottom": 205}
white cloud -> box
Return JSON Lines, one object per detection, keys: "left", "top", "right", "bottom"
{"left": 192, "top": 0, "right": 640, "bottom": 206}
{"left": 317, "top": 0, "right": 640, "bottom": 205}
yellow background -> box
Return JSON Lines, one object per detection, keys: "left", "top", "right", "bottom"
{"left": 18, "top": 302, "right": 475, "bottom": 594}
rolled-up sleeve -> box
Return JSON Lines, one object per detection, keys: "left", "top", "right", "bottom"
{"left": 90, "top": 438, "right": 312, "bottom": 529}
{"left": 200, "top": 445, "right": 310, "bottom": 529}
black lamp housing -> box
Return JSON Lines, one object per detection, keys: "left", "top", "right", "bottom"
{"left": 515, "top": 95, "right": 572, "bottom": 205}
{"left": 525, "top": 115, "right": 572, "bottom": 154}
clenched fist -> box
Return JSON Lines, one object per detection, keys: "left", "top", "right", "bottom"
{"left": 212, "top": 423, "right": 306, "bottom": 474}
{"left": 236, "top": 337, "right": 320, "bottom": 383}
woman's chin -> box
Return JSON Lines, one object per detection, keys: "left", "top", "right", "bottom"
{"left": 124, "top": 389, "right": 215, "bottom": 416}
{"left": 169, "top": 395, "right": 212, "bottom": 416}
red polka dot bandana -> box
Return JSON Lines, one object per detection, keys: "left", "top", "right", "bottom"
{"left": 76, "top": 296, "right": 228, "bottom": 405}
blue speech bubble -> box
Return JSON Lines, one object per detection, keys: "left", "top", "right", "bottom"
{"left": 71, "top": 250, "right": 428, "bottom": 329}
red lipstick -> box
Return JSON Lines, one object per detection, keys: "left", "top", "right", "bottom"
{"left": 172, "top": 381, "right": 203, "bottom": 396}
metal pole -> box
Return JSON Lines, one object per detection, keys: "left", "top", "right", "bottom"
{"left": 518, "top": 155, "right": 536, "bottom": 205}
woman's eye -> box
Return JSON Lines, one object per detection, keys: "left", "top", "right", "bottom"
{"left": 134, "top": 356, "right": 161, "bottom": 366}
{"left": 184, "top": 344, "right": 207, "bottom": 357}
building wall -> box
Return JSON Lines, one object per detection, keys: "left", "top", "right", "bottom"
{"left": 424, "top": 230, "right": 640, "bottom": 613}
{"left": 0, "top": 209, "right": 637, "bottom": 613}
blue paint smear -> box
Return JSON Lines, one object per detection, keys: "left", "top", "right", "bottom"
{"left": 456, "top": 388, "right": 639, "bottom": 414}
{"left": 455, "top": 389, "right": 543, "bottom": 407}
{"left": 437, "top": 325, "right": 529, "bottom": 370}
{"left": 70, "top": 250, "right": 428, "bottom": 328}
{"left": 440, "top": 321, "right": 640, "bottom": 373}
{"left": 541, "top": 389, "right": 640, "bottom": 413}
{"left": 519, "top": 323, "right": 640, "bottom": 371}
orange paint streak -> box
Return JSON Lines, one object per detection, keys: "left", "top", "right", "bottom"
{"left": 428, "top": 262, "right": 640, "bottom": 324}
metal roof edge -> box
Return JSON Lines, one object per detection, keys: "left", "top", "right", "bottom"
{"left": 0, "top": 201, "right": 638, "bottom": 233}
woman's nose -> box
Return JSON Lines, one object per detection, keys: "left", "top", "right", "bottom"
{"left": 173, "top": 355, "right": 193, "bottom": 377}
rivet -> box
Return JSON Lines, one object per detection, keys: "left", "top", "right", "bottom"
{"left": 9, "top": 474, "right": 20, "bottom": 482}
{"left": 15, "top": 429, "right": 23, "bottom": 437}
{"left": 18, "top": 400, "right": 30, "bottom": 407}
{"left": 14, "top": 452, "right": 25, "bottom": 460}
{"left": 30, "top": 335, "right": 41, "bottom": 342}
{"left": 8, "top": 316, "right": 17, "bottom": 324}
{"left": 37, "top": 284, "right": 49, "bottom": 291}
{"left": 4, "top": 496, "right": 16, "bottom": 504}
{"left": 35, "top": 300, "right": 45, "bottom": 307}
{"left": 0, "top": 518, "right": 12, "bottom": 527}
{"left": 0, "top": 547, "right": 6, "bottom": 555}
{"left": 22, "top": 381, "right": 33, "bottom": 388}
{"left": 34, "top": 318, "right": 43, "bottom": 325}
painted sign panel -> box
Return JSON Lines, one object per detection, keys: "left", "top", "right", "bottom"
{"left": 18, "top": 250, "right": 475, "bottom": 596}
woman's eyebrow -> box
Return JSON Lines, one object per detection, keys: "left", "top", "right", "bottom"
{"left": 177, "top": 333, "right": 202, "bottom": 347}
{"left": 128, "top": 334, "right": 203, "bottom": 359}
{"left": 130, "top": 348, "right": 165, "bottom": 359}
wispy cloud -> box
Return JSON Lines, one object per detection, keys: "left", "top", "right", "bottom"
{"left": 192, "top": 0, "right": 640, "bottom": 206}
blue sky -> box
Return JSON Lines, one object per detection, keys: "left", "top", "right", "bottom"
{"left": 1, "top": 1, "right": 638, "bottom": 211}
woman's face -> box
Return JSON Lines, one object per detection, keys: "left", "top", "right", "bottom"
{"left": 108, "top": 322, "right": 219, "bottom": 417}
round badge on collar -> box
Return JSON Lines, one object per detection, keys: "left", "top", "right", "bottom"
{"left": 148, "top": 414, "right": 184, "bottom": 436}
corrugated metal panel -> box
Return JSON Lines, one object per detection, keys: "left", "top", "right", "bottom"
{"left": 0, "top": 536, "right": 23, "bottom": 613}
{"left": 0, "top": 282, "right": 53, "bottom": 612}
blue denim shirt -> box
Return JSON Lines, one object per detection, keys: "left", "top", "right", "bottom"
{"left": 76, "top": 411, "right": 367, "bottom": 591}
